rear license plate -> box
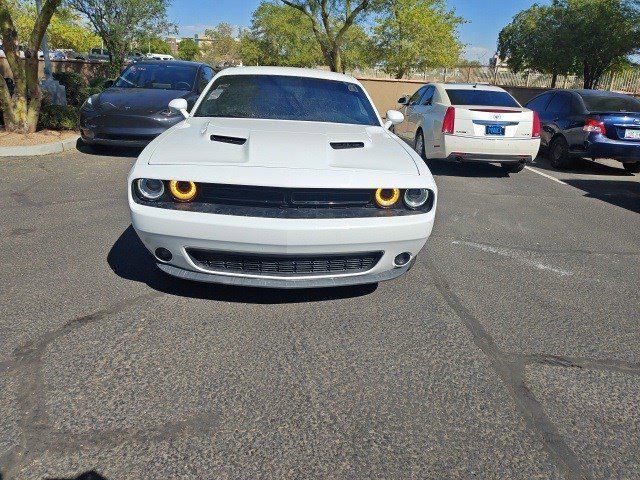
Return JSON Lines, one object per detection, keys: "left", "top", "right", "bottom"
{"left": 486, "top": 125, "right": 505, "bottom": 136}
{"left": 624, "top": 129, "right": 640, "bottom": 140}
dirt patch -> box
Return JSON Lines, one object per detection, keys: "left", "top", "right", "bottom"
{"left": 0, "top": 129, "right": 78, "bottom": 147}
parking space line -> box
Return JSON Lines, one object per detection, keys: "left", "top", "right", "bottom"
{"left": 524, "top": 166, "right": 568, "bottom": 186}
{"left": 453, "top": 240, "right": 574, "bottom": 276}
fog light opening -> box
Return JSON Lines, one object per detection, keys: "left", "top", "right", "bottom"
{"left": 394, "top": 252, "right": 412, "bottom": 267}
{"left": 155, "top": 247, "right": 173, "bottom": 262}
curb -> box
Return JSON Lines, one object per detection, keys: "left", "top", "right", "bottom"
{"left": 0, "top": 135, "right": 80, "bottom": 157}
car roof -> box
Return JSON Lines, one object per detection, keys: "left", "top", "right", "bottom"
{"left": 216, "top": 66, "right": 359, "bottom": 84}
{"left": 132, "top": 59, "right": 207, "bottom": 68}
{"left": 569, "top": 88, "right": 632, "bottom": 98}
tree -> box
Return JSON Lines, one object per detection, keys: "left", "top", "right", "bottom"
{"left": 69, "top": 0, "right": 176, "bottom": 75}
{"left": 497, "top": 4, "right": 574, "bottom": 88}
{"left": 0, "top": 0, "right": 62, "bottom": 133}
{"left": 498, "top": 0, "right": 640, "bottom": 89}
{"left": 371, "top": 0, "right": 463, "bottom": 79}
{"left": 279, "top": 0, "right": 376, "bottom": 72}
{"left": 240, "top": 2, "right": 322, "bottom": 67}
{"left": 138, "top": 35, "right": 172, "bottom": 55}
{"left": 200, "top": 22, "right": 241, "bottom": 67}
{"left": 14, "top": 4, "right": 100, "bottom": 53}
{"left": 559, "top": 0, "right": 640, "bottom": 89}
{"left": 177, "top": 37, "right": 199, "bottom": 61}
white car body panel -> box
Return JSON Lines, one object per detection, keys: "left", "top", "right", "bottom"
{"left": 128, "top": 67, "right": 437, "bottom": 288}
{"left": 396, "top": 82, "right": 540, "bottom": 163}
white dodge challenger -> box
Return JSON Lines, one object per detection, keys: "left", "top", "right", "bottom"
{"left": 128, "top": 67, "right": 437, "bottom": 288}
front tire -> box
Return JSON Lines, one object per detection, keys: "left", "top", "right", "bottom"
{"left": 623, "top": 161, "right": 640, "bottom": 173}
{"left": 501, "top": 162, "right": 526, "bottom": 173}
{"left": 548, "top": 136, "right": 571, "bottom": 169}
{"left": 414, "top": 130, "right": 426, "bottom": 160}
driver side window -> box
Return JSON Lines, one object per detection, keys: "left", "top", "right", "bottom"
{"left": 408, "top": 86, "right": 427, "bottom": 106}
{"left": 420, "top": 86, "right": 435, "bottom": 106}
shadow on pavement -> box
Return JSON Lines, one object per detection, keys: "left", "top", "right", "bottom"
{"left": 426, "top": 159, "right": 511, "bottom": 178}
{"left": 108, "top": 225, "right": 378, "bottom": 303}
{"left": 47, "top": 471, "right": 108, "bottom": 480}
{"left": 76, "top": 139, "right": 142, "bottom": 158}
{"left": 563, "top": 179, "right": 640, "bottom": 214}
{"left": 531, "top": 154, "right": 634, "bottom": 177}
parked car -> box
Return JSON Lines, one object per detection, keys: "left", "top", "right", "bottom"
{"left": 49, "top": 50, "right": 67, "bottom": 60}
{"left": 525, "top": 89, "right": 640, "bottom": 172}
{"left": 146, "top": 53, "right": 174, "bottom": 61}
{"left": 80, "top": 60, "right": 215, "bottom": 148}
{"left": 87, "top": 48, "right": 110, "bottom": 62}
{"left": 125, "top": 51, "right": 145, "bottom": 63}
{"left": 395, "top": 83, "right": 540, "bottom": 173}
{"left": 59, "top": 49, "right": 86, "bottom": 60}
{"left": 127, "top": 67, "right": 437, "bottom": 288}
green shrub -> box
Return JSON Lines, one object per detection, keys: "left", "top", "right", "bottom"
{"left": 52, "top": 71, "right": 87, "bottom": 107}
{"left": 89, "top": 76, "right": 111, "bottom": 89}
{"left": 38, "top": 103, "right": 79, "bottom": 131}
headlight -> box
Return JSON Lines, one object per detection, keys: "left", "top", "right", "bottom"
{"left": 403, "top": 188, "right": 430, "bottom": 209}
{"left": 82, "top": 94, "right": 97, "bottom": 110}
{"left": 169, "top": 180, "right": 197, "bottom": 202}
{"left": 136, "top": 178, "right": 164, "bottom": 200}
{"left": 374, "top": 188, "right": 400, "bottom": 208}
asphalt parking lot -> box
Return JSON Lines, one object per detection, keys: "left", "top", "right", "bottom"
{"left": 1, "top": 146, "right": 639, "bottom": 479}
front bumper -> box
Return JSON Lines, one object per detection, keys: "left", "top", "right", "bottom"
{"left": 442, "top": 134, "right": 540, "bottom": 163}
{"left": 80, "top": 110, "right": 183, "bottom": 147}
{"left": 130, "top": 200, "right": 435, "bottom": 288}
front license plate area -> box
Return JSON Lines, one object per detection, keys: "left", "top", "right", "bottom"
{"left": 486, "top": 125, "right": 505, "bottom": 136}
{"left": 624, "top": 129, "right": 640, "bottom": 140}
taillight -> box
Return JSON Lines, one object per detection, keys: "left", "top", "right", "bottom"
{"left": 583, "top": 118, "right": 606, "bottom": 136}
{"left": 532, "top": 111, "right": 541, "bottom": 138}
{"left": 442, "top": 107, "right": 455, "bottom": 134}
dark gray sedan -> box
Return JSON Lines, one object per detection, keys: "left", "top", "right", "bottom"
{"left": 80, "top": 60, "right": 215, "bottom": 148}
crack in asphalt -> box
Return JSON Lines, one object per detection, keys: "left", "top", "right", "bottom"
{"left": 423, "top": 256, "right": 590, "bottom": 480}
{"left": 518, "top": 353, "right": 640, "bottom": 376}
{"left": 1, "top": 291, "right": 164, "bottom": 477}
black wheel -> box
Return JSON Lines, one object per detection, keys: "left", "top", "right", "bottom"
{"left": 623, "top": 161, "right": 640, "bottom": 173}
{"left": 548, "top": 135, "right": 571, "bottom": 169}
{"left": 414, "top": 130, "right": 426, "bottom": 160}
{"left": 501, "top": 162, "right": 526, "bottom": 173}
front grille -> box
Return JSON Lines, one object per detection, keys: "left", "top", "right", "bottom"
{"left": 198, "top": 184, "right": 373, "bottom": 208}
{"left": 100, "top": 133, "right": 158, "bottom": 142}
{"left": 187, "top": 249, "right": 383, "bottom": 277}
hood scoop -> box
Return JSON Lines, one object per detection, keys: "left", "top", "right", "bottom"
{"left": 211, "top": 134, "right": 247, "bottom": 146}
{"left": 330, "top": 141, "right": 365, "bottom": 150}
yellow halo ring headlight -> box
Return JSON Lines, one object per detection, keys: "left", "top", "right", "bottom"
{"left": 169, "top": 180, "right": 198, "bottom": 202}
{"left": 374, "top": 188, "right": 401, "bottom": 208}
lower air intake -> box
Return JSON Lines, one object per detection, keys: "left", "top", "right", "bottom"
{"left": 187, "top": 249, "right": 383, "bottom": 277}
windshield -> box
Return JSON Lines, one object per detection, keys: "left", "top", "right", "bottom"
{"left": 194, "top": 74, "right": 380, "bottom": 126}
{"left": 445, "top": 89, "right": 520, "bottom": 107}
{"left": 114, "top": 63, "right": 197, "bottom": 91}
{"left": 579, "top": 93, "right": 640, "bottom": 113}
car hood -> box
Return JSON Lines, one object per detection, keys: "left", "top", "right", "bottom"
{"left": 96, "top": 88, "right": 189, "bottom": 115}
{"left": 147, "top": 117, "right": 420, "bottom": 175}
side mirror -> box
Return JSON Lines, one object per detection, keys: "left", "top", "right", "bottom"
{"left": 384, "top": 110, "right": 404, "bottom": 130}
{"left": 169, "top": 98, "right": 189, "bottom": 119}
{"left": 103, "top": 79, "right": 114, "bottom": 89}
{"left": 397, "top": 95, "right": 409, "bottom": 105}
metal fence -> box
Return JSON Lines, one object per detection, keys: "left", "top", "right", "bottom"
{"left": 347, "top": 67, "right": 640, "bottom": 95}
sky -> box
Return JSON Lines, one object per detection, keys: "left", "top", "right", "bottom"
{"left": 168, "top": 0, "right": 550, "bottom": 63}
